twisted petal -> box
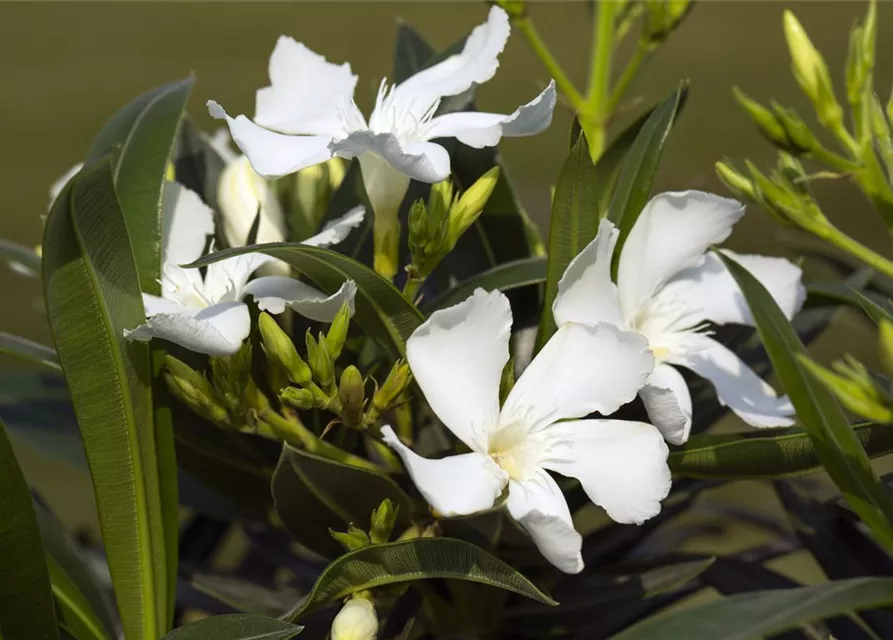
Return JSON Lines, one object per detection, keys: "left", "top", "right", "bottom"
{"left": 329, "top": 131, "right": 450, "bottom": 183}
{"left": 501, "top": 323, "right": 653, "bottom": 433}
{"left": 208, "top": 101, "right": 333, "bottom": 179}
{"left": 242, "top": 277, "right": 356, "bottom": 321}
{"left": 673, "top": 335, "right": 795, "bottom": 428}
{"left": 639, "top": 364, "right": 693, "bottom": 445}
{"left": 301, "top": 206, "right": 366, "bottom": 247}
{"left": 423, "top": 81, "right": 556, "bottom": 148}
{"left": 124, "top": 301, "right": 249, "bottom": 356}
{"left": 506, "top": 469, "right": 582, "bottom": 574}
{"left": 381, "top": 426, "right": 507, "bottom": 517}
{"left": 406, "top": 288, "right": 511, "bottom": 452}
{"left": 255, "top": 36, "right": 357, "bottom": 136}
{"left": 552, "top": 218, "right": 624, "bottom": 328}
{"left": 543, "top": 419, "right": 671, "bottom": 525}
{"left": 162, "top": 181, "right": 215, "bottom": 266}
{"left": 389, "top": 6, "right": 510, "bottom": 120}
{"left": 618, "top": 191, "right": 745, "bottom": 319}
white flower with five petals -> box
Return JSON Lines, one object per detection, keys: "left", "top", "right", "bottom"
{"left": 206, "top": 7, "right": 556, "bottom": 222}
{"left": 381, "top": 289, "right": 671, "bottom": 574}
{"left": 553, "top": 191, "right": 806, "bottom": 445}
{"left": 124, "top": 181, "right": 364, "bottom": 356}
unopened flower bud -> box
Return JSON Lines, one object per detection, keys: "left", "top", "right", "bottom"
{"left": 306, "top": 332, "right": 335, "bottom": 389}
{"left": 880, "top": 319, "right": 893, "bottom": 380}
{"left": 330, "top": 524, "right": 371, "bottom": 552}
{"left": 715, "top": 161, "right": 757, "bottom": 202}
{"left": 372, "top": 360, "right": 412, "bottom": 413}
{"left": 164, "top": 356, "right": 229, "bottom": 426}
{"left": 218, "top": 155, "right": 287, "bottom": 247}
{"left": 210, "top": 343, "right": 253, "bottom": 414}
{"left": 339, "top": 366, "right": 366, "bottom": 428}
{"left": 644, "top": 0, "right": 692, "bottom": 44}
{"left": 291, "top": 158, "right": 346, "bottom": 235}
{"left": 326, "top": 302, "right": 351, "bottom": 361}
{"left": 369, "top": 499, "right": 398, "bottom": 544}
{"left": 428, "top": 179, "right": 454, "bottom": 227}
{"left": 281, "top": 387, "right": 315, "bottom": 411}
{"left": 733, "top": 88, "right": 788, "bottom": 149}
{"left": 783, "top": 10, "right": 843, "bottom": 127}
{"left": 331, "top": 597, "right": 378, "bottom": 640}
{"left": 408, "top": 199, "right": 429, "bottom": 261}
{"left": 771, "top": 103, "right": 815, "bottom": 153}
{"left": 259, "top": 313, "right": 311, "bottom": 386}
{"left": 448, "top": 166, "right": 500, "bottom": 248}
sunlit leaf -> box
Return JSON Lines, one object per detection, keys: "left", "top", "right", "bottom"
{"left": 162, "top": 615, "right": 302, "bottom": 640}
{"left": 426, "top": 257, "right": 547, "bottom": 312}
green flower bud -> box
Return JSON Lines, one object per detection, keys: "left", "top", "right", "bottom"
{"left": 783, "top": 10, "right": 843, "bottom": 128}
{"left": 644, "top": 0, "right": 692, "bottom": 44}
{"left": 733, "top": 88, "right": 788, "bottom": 149}
{"left": 290, "top": 157, "right": 348, "bottom": 237}
{"left": 210, "top": 343, "right": 253, "bottom": 414}
{"left": 259, "top": 312, "right": 311, "bottom": 386}
{"left": 330, "top": 524, "right": 370, "bottom": 552}
{"left": 771, "top": 102, "right": 815, "bottom": 153}
{"left": 306, "top": 332, "right": 335, "bottom": 389}
{"left": 448, "top": 166, "right": 500, "bottom": 248}
{"left": 372, "top": 360, "right": 412, "bottom": 414}
{"left": 339, "top": 366, "right": 366, "bottom": 428}
{"left": 880, "top": 319, "right": 893, "bottom": 381}
{"left": 871, "top": 93, "right": 891, "bottom": 143}
{"left": 281, "top": 387, "right": 315, "bottom": 411}
{"left": 776, "top": 153, "right": 810, "bottom": 197}
{"left": 800, "top": 354, "right": 893, "bottom": 423}
{"left": 407, "top": 198, "right": 428, "bottom": 261}
{"left": 326, "top": 301, "right": 351, "bottom": 361}
{"left": 369, "top": 499, "right": 398, "bottom": 544}
{"left": 715, "top": 161, "right": 757, "bottom": 202}
{"left": 163, "top": 356, "right": 229, "bottom": 426}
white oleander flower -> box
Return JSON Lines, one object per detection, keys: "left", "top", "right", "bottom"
{"left": 331, "top": 598, "right": 378, "bottom": 640}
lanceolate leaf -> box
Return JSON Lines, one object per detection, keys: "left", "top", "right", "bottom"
{"left": 670, "top": 424, "right": 893, "bottom": 479}
{"left": 162, "top": 615, "right": 303, "bottom": 640}
{"left": 0, "top": 417, "right": 59, "bottom": 640}
{"left": 0, "top": 332, "right": 61, "bottom": 371}
{"left": 720, "top": 253, "right": 893, "bottom": 556}
{"left": 287, "top": 538, "right": 557, "bottom": 621}
{"left": 612, "top": 577, "right": 893, "bottom": 640}
{"left": 426, "top": 257, "right": 547, "bottom": 312}
{"left": 42, "top": 159, "right": 167, "bottom": 639}
{"left": 190, "top": 244, "right": 424, "bottom": 358}
{"left": 0, "top": 238, "right": 41, "bottom": 276}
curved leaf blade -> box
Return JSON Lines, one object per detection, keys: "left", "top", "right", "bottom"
{"left": 287, "top": 538, "right": 556, "bottom": 621}
{"left": 720, "top": 252, "right": 893, "bottom": 555}
{"left": 0, "top": 332, "right": 61, "bottom": 371}
{"left": 0, "top": 417, "right": 60, "bottom": 640}
{"left": 0, "top": 238, "right": 41, "bottom": 276}
{"left": 426, "top": 257, "right": 547, "bottom": 312}
{"left": 42, "top": 159, "right": 166, "bottom": 639}
{"left": 162, "top": 615, "right": 302, "bottom": 640}
{"left": 190, "top": 244, "right": 424, "bottom": 358}
{"left": 670, "top": 424, "right": 893, "bottom": 479}
{"left": 612, "top": 577, "right": 893, "bottom": 640}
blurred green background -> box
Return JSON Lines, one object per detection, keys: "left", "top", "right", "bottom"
{"left": 1, "top": 1, "right": 890, "bottom": 587}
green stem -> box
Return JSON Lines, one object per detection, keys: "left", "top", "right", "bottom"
{"left": 808, "top": 145, "right": 861, "bottom": 173}
{"left": 513, "top": 16, "right": 584, "bottom": 109}
{"left": 604, "top": 40, "right": 650, "bottom": 117}
{"left": 804, "top": 219, "right": 893, "bottom": 280}
{"left": 402, "top": 276, "right": 424, "bottom": 302}
{"left": 584, "top": 0, "right": 619, "bottom": 160}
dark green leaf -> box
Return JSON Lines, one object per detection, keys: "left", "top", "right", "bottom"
{"left": 393, "top": 21, "right": 434, "bottom": 84}
{"left": 607, "top": 83, "right": 687, "bottom": 253}
{"left": 426, "top": 257, "right": 547, "bottom": 312}
{"left": 0, "top": 417, "right": 59, "bottom": 640}
{"left": 670, "top": 424, "right": 893, "bottom": 479}
{"left": 612, "top": 577, "right": 893, "bottom": 640}
{"left": 720, "top": 252, "right": 893, "bottom": 555}
{"left": 190, "top": 244, "right": 423, "bottom": 358}
{"left": 162, "top": 615, "right": 302, "bottom": 640}
{"left": 287, "top": 538, "right": 556, "bottom": 621}
{"left": 0, "top": 332, "right": 61, "bottom": 371}
{"left": 42, "top": 159, "right": 167, "bottom": 639}
{"left": 853, "top": 289, "right": 893, "bottom": 324}
{"left": 0, "top": 238, "right": 41, "bottom": 276}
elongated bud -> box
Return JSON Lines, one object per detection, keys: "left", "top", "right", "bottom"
{"left": 776, "top": 153, "right": 810, "bottom": 197}
{"left": 372, "top": 360, "right": 412, "bottom": 413}
{"left": 281, "top": 387, "right": 315, "bottom": 410}
{"left": 800, "top": 354, "right": 893, "bottom": 423}
{"left": 783, "top": 11, "right": 843, "bottom": 128}
{"left": 429, "top": 179, "right": 453, "bottom": 226}
{"left": 218, "top": 155, "right": 287, "bottom": 246}
{"left": 326, "top": 302, "right": 351, "bottom": 361}
{"left": 331, "top": 596, "right": 378, "bottom": 640}
{"left": 291, "top": 158, "right": 346, "bottom": 236}
{"left": 448, "top": 166, "right": 500, "bottom": 247}
{"left": 715, "top": 161, "right": 757, "bottom": 202}
{"left": 369, "top": 499, "right": 398, "bottom": 544}
{"left": 306, "top": 332, "right": 335, "bottom": 389}
{"left": 733, "top": 88, "right": 788, "bottom": 149}
{"left": 870, "top": 93, "right": 891, "bottom": 142}
{"left": 259, "top": 313, "right": 311, "bottom": 386}
{"left": 330, "top": 524, "right": 370, "bottom": 552}
{"left": 210, "top": 343, "right": 253, "bottom": 414}
{"left": 644, "top": 0, "right": 692, "bottom": 44}
{"left": 164, "top": 356, "right": 229, "bottom": 426}
{"left": 880, "top": 319, "right": 893, "bottom": 380}
{"left": 339, "top": 366, "right": 365, "bottom": 428}
{"left": 407, "top": 199, "right": 430, "bottom": 263}
{"left": 771, "top": 102, "right": 815, "bottom": 152}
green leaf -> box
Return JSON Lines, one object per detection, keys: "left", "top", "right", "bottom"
{"left": 853, "top": 289, "right": 893, "bottom": 323}
{"left": 85, "top": 77, "right": 193, "bottom": 295}
{"left": 612, "top": 577, "right": 893, "bottom": 640}
{"left": 162, "top": 615, "right": 302, "bottom": 640}
{"left": 670, "top": 424, "right": 893, "bottom": 479}
{"left": 0, "top": 238, "right": 41, "bottom": 276}
{"left": 0, "top": 417, "right": 60, "bottom": 640}
{"left": 0, "top": 332, "right": 61, "bottom": 371}
{"left": 607, "top": 83, "right": 687, "bottom": 253}
{"left": 190, "top": 244, "right": 424, "bottom": 358}
{"left": 272, "top": 443, "right": 414, "bottom": 557}
{"left": 393, "top": 21, "right": 434, "bottom": 84}
{"left": 426, "top": 257, "right": 547, "bottom": 312}
{"left": 287, "top": 538, "right": 556, "bottom": 621}
{"left": 36, "top": 505, "right": 118, "bottom": 640}
{"left": 720, "top": 252, "right": 893, "bottom": 555}
{"left": 42, "top": 159, "right": 167, "bottom": 639}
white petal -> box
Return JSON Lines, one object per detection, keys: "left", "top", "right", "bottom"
{"left": 617, "top": 191, "right": 745, "bottom": 320}
{"left": 505, "top": 469, "right": 582, "bottom": 574}
{"left": 161, "top": 181, "right": 215, "bottom": 266}
{"left": 49, "top": 163, "right": 83, "bottom": 211}
{"left": 242, "top": 277, "right": 356, "bottom": 321}
{"left": 203, "top": 253, "right": 275, "bottom": 302}
{"left": 422, "top": 81, "right": 556, "bottom": 147}
{"left": 543, "top": 419, "right": 671, "bottom": 525}
{"left": 330, "top": 131, "right": 450, "bottom": 183}
{"left": 206, "top": 128, "right": 239, "bottom": 163}
{"left": 672, "top": 335, "right": 795, "bottom": 428}
{"left": 501, "top": 323, "right": 653, "bottom": 432}
{"left": 124, "top": 301, "right": 250, "bottom": 356}
{"left": 217, "top": 156, "right": 287, "bottom": 247}
{"left": 407, "top": 288, "right": 511, "bottom": 453}
{"left": 255, "top": 36, "right": 357, "bottom": 136}
{"left": 300, "top": 206, "right": 366, "bottom": 248}
{"left": 208, "top": 101, "right": 333, "bottom": 179}
{"left": 381, "top": 426, "right": 506, "bottom": 517}
{"left": 639, "top": 363, "right": 692, "bottom": 445}
{"left": 552, "top": 218, "right": 624, "bottom": 328}
{"left": 142, "top": 293, "right": 189, "bottom": 317}
{"left": 389, "top": 6, "right": 510, "bottom": 120}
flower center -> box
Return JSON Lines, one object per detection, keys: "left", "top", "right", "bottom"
{"left": 367, "top": 79, "right": 440, "bottom": 143}
{"left": 487, "top": 423, "right": 543, "bottom": 482}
